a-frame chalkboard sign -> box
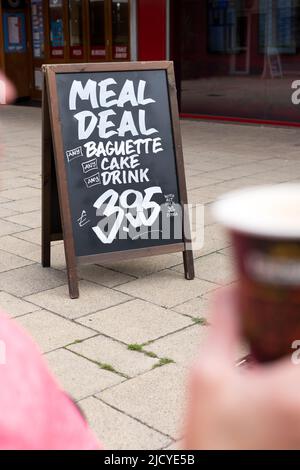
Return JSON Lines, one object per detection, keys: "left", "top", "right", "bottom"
{"left": 42, "top": 62, "right": 194, "bottom": 299}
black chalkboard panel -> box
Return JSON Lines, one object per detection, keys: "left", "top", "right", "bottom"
{"left": 56, "top": 70, "right": 181, "bottom": 257}
{"left": 42, "top": 62, "right": 194, "bottom": 298}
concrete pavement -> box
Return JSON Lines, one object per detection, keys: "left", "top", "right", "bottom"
{"left": 1, "top": 105, "right": 300, "bottom": 449}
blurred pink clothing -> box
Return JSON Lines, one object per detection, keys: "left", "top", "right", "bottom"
{"left": 0, "top": 309, "right": 101, "bottom": 450}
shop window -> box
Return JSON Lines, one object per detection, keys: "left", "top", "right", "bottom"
{"left": 89, "top": 0, "right": 106, "bottom": 59}
{"left": 69, "top": 0, "right": 83, "bottom": 58}
{"left": 173, "top": 0, "right": 300, "bottom": 121}
{"left": 207, "top": 0, "right": 249, "bottom": 54}
{"left": 112, "top": 0, "right": 129, "bottom": 59}
{"left": 259, "top": 0, "right": 296, "bottom": 54}
{"left": 49, "top": 0, "right": 64, "bottom": 58}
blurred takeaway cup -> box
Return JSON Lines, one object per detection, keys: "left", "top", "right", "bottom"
{"left": 213, "top": 184, "right": 300, "bottom": 362}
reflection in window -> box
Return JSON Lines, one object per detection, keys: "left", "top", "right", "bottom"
{"left": 259, "top": 0, "right": 296, "bottom": 54}
{"left": 89, "top": 0, "right": 106, "bottom": 59}
{"left": 112, "top": 0, "right": 129, "bottom": 59}
{"left": 69, "top": 0, "right": 83, "bottom": 58}
{"left": 175, "top": 0, "right": 300, "bottom": 121}
{"left": 49, "top": 0, "right": 64, "bottom": 58}
{"left": 207, "top": 0, "right": 246, "bottom": 54}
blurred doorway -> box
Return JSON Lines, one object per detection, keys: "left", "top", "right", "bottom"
{"left": 1, "top": 0, "right": 30, "bottom": 98}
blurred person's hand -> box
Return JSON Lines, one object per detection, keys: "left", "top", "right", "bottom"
{"left": 0, "top": 71, "right": 15, "bottom": 104}
{"left": 183, "top": 288, "right": 300, "bottom": 450}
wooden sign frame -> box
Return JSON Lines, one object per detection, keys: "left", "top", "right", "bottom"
{"left": 42, "top": 61, "right": 194, "bottom": 299}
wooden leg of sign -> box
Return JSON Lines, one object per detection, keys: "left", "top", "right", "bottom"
{"left": 64, "top": 235, "right": 79, "bottom": 298}
{"left": 42, "top": 221, "right": 51, "bottom": 267}
{"left": 61, "top": 192, "right": 79, "bottom": 297}
{"left": 183, "top": 250, "right": 195, "bottom": 280}
{"left": 41, "top": 146, "right": 51, "bottom": 267}
{"left": 45, "top": 69, "right": 80, "bottom": 300}
{"left": 41, "top": 168, "right": 51, "bottom": 267}
{"left": 65, "top": 258, "right": 79, "bottom": 299}
{"left": 182, "top": 207, "right": 195, "bottom": 280}
{"left": 42, "top": 77, "right": 51, "bottom": 268}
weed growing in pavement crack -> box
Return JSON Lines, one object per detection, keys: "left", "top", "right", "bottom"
{"left": 152, "top": 357, "right": 175, "bottom": 369}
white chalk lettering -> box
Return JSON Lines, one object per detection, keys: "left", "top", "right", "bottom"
{"left": 84, "top": 172, "right": 101, "bottom": 188}
{"left": 137, "top": 80, "right": 156, "bottom": 106}
{"left": 101, "top": 155, "right": 140, "bottom": 171}
{"left": 69, "top": 79, "right": 98, "bottom": 110}
{"left": 98, "top": 78, "right": 118, "bottom": 108}
{"left": 97, "top": 109, "right": 118, "bottom": 138}
{"left": 117, "top": 111, "right": 139, "bottom": 137}
{"left": 84, "top": 138, "right": 163, "bottom": 158}
{"left": 92, "top": 187, "right": 162, "bottom": 244}
{"left": 70, "top": 78, "right": 155, "bottom": 111}
{"left": 81, "top": 158, "right": 98, "bottom": 173}
{"left": 101, "top": 168, "right": 149, "bottom": 186}
{"left": 67, "top": 75, "right": 170, "bottom": 243}
{"left": 75, "top": 110, "right": 158, "bottom": 140}
{"left": 118, "top": 80, "right": 138, "bottom": 107}
{"left": 152, "top": 137, "right": 164, "bottom": 154}
{"left": 74, "top": 111, "right": 98, "bottom": 140}
{"left": 66, "top": 146, "right": 83, "bottom": 163}
{"left": 138, "top": 109, "right": 157, "bottom": 136}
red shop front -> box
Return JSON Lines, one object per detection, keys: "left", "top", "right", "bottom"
{"left": 2, "top": 0, "right": 300, "bottom": 127}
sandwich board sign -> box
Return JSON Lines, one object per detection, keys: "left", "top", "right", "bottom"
{"left": 42, "top": 62, "right": 194, "bottom": 299}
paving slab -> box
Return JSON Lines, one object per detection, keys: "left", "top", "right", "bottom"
{"left": 77, "top": 299, "right": 192, "bottom": 344}
{"left": 68, "top": 335, "right": 157, "bottom": 377}
{"left": 218, "top": 246, "right": 234, "bottom": 257}
{"left": 26, "top": 180, "right": 41, "bottom": 190}
{"left": 115, "top": 269, "right": 217, "bottom": 308}
{"left": 172, "top": 252, "right": 238, "bottom": 285}
{"left": 0, "top": 249, "right": 34, "bottom": 272}
{"left": 172, "top": 295, "right": 212, "bottom": 319}
{"left": 188, "top": 185, "right": 221, "bottom": 204}
{"left": 12, "top": 227, "right": 41, "bottom": 245}
{"left": 1, "top": 196, "right": 41, "bottom": 213}
{"left": 187, "top": 174, "right": 225, "bottom": 190}
{"left": 19, "top": 243, "right": 67, "bottom": 270}
{"left": 46, "top": 348, "right": 124, "bottom": 401}
{"left": 1, "top": 109, "right": 300, "bottom": 450}
{"left": 164, "top": 440, "right": 183, "bottom": 450}
{"left": 0, "top": 235, "right": 42, "bottom": 260}
{"left": 0, "top": 219, "right": 29, "bottom": 236}
{"left": 78, "top": 264, "right": 135, "bottom": 288}
{"left": 16, "top": 310, "right": 95, "bottom": 353}
{"left": 0, "top": 177, "right": 38, "bottom": 191}
{"left": 0, "top": 264, "right": 66, "bottom": 297}
{"left": 99, "top": 364, "right": 187, "bottom": 439}
{"left": 79, "top": 397, "right": 169, "bottom": 450}
{"left": 5, "top": 210, "right": 41, "bottom": 228}
{"left": 149, "top": 324, "right": 209, "bottom": 367}
{"left": 100, "top": 253, "right": 183, "bottom": 278}
{"left": 0, "top": 291, "right": 40, "bottom": 317}
{"left": 0, "top": 186, "right": 40, "bottom": 201}
{"left": 193, "top": 237, "right": 231, "bottom": 259}
{"left": 0, "top": 206, "right": 19, "bottom": 218}
{"left": 0, "top": 196, "right": 11, "bottom": 203}
{"left": 25, "top": 280, "right": 131, "bottom": 319}
{"left": 12, "top": 229, "right": 62, "bottom": 246}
